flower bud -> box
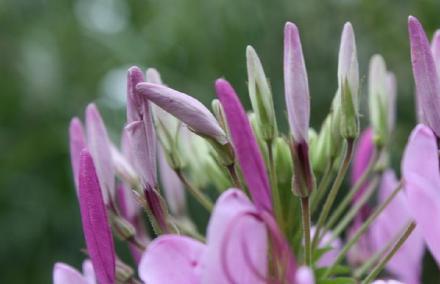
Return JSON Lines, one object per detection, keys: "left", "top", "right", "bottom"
{"left": 115, "top": 259, "right": 134, "bottom": 283}
{"left": 211, "top": 98, "right": 227, "bottom": 132}
{"left": 246, "top": 45, "right": 278, "bottom": 141}
{"left": 311, "top": 116, "right": 334, "bottom": 173}
{"left": 368, "top": 55, "right": 389, "bottom": 146}
{"left": 112, "top": 215, "right": 136, "bottom": 241}
{"left": 338, "top": 22, "right": 359, "bottom": 140}
{"left": 273, "top": 137, "right": 293, "bottom": 189}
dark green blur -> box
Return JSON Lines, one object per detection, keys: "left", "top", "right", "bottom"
{"left": 1, "top": 0, "right": 439, "bottom": 282}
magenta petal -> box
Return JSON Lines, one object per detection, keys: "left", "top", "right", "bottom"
{"left": 284, "top": 22, "right": 310, "bottom": 144}
{"left": 402, "top": 124, "right": 440, "bottom": 266}
{"left": 53, "top": 263, "right": 89, "bottom": 284}
{"left": 139, "top": 235, "right": 205, "bottom": 284}
{"left": 85, "top": 103, "right": 115, "bottom": 204}
{"left": 136, "top": 82, "right": 227, "bottom": 145}
{"left": 201, "top": 189, "right": 268, "bottom": 284}
{"left": 351, "top": 128, "right": 374, "bottom": 202}
{"left": 215, "top": 79, "right": 272, "bottom": 213}
{"left": 69, "top": 117, "right": 86, "bottom": 191}
{"left": 370, "top": 170, "right": 424, "bottom": 283}
{"left": 408, "top": 16, "right": 440, "bottom": 137}
{"left": 78, "top": 150, "right": 116, "bottom": 284}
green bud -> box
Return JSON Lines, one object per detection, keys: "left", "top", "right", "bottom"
{"left": 311, "top": 117, "right": 334, "bottom": 173}
{"left": 246, "top": 45, "right": 278, "bottom": 141}
{"left": 211, "top": 99, "right": 228, "bottom": 132}
{"left": 111, "top": 215, "right": 136, "bottom": 241}
{"left": 116, "top": 259, "right": 134, "bottom": 282}
{"left": 368, "top": 55, "right": 389, "bottom": 147}
{"left": 273, "top": 137, "right": 293, "bottom": 189}
{"left": 339, "top": 79, "right": 359, "bottom": 139}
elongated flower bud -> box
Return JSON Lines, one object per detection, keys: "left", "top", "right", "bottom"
{"left": 368, "top": 55, "right": 388, "bottom": 146}
{"left": 284, "top": 22, "right": 310, "bottom": 144}
{"left": 127, "top": 66, "right": 146, "bottom": 123}
{"left": 432, "top": 30, "right": 440, "bottom": 74}
{"left": 215, "top": 78, "right": 272, "bottom": 213}
{"left": 408, "top": 16, "right": 440, "bottom": 137}
{"left": 386, "top": 72, "right": 397, "bottom": 132}
{"left": 246, "top": 45, "right": 277, "bottom": 141}
{"left": 85, "top": 103, "right": 115, "bottom": 204}
{"left": 78, "top": 150, "right": 115, "bottom": 284}
{"left": 69, "top": 117, "right": 86, "bottom": 191}
{"left": 136, "top": 82, "right": 228, "bottom": 145}
{"left": 338, "top": 22, "right": 359, "bottom": 139}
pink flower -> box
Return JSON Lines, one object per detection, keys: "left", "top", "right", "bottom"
{"left": 53, "top": 260, "right": 95, "bottom": 284}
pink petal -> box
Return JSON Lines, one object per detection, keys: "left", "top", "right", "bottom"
{"left": 311, "top": 227, "right": 342, "bottom": 267}
{"left": 295, "top": 266, "right": 315, "bottom": 284}
{"left": 53, "top": 263, "right": 89, "bottom": 284}
{"left": 69, "top": 117, "right": 86, "bottom": 191}
{"left": 215, "top": 79, "right": 272, "bottom": 213}
{"left": 338, "top": 22, "right": 359, "bottom": 102}
{"left": 136, "top": 82, "right": 227, "bottom": 145}
{"left": 201, "top": 189, "right": 268, "bottom": 284}
{"left": 82, "top": 260, "right": 96, "bottom": 284}
{"left": 78, "top": 150, "right": 115, "bottom": 284}
{"left": 432, "top": 30, "right": 440, "bottom": 75}
{"left": 408, "top": 16, "right": 440, "bottom": 137}
{"left": 284, "top": 22, "right": 310, "bottom": 143}
{"left": 146, "top": 68, "right": 163, "bottom": 84}
{"left": 85, "top": 103, "right": 115, "bottom": 204}
{"left": 403, "top": 124, "right": 440, "bottom": 266}
{"left": 139, "top": 235, "right": 205, "bottom": 284}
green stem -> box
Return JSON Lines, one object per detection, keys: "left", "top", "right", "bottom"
{"left": 362, "top": 222, "right": 416, "bottom": 284}
{"left": 175, "top": 169, "right": 213, "bottom": 212}
{"left": 267, "top": 140, "right": 284, "bottom": 231}
{"left": 301, "top": 197, "right": 312, "bottom": 266}
{"left": 322, "top": 182, "right": 403, "bottom": 278}
{"left": 226, "top": 163, "right": 241, "bottom": 188}
{"left": 310, "top": 161, "right": 334, "bottom": 215}
{"left": 325, "top": 149, "right": 379, "bottom": 229}
{"left": 312, "top": 139, "right": 355, "bottom": 250}
{"left": 324, "top": 176, "right": 379, "bottom": 242}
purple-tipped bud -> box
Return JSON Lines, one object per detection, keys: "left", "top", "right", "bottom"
{"left": 284, "top": 22, "right": 310, "bottom": 144}
{"left": 127, "top": 66, "right": 146, "bottom": 123}
{"left": 136, "top": 82, "right": 228, "bottom": 145}
{"left": 146, "top": 68, "right": 163, "bottom": 84}
{"left": 69, "top": 117, "right": 86, "bottom": 191}
{"left": 215, "top": 79, "right": 272, "bottom": 213}
{"left": 408, "top": 16, "right": 440, "bottom": 137}
{"left": 78, "top": 150, "right": 116, "bottom": 284}
{"left": 85, "top": 103, "right": 115, "bottom": 205}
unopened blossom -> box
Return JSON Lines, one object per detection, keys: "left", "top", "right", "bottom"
{"left": 78, "top": 150, "right": 115, "bottom": 284}
{"left": 69, "top": 117, "right": 86, "bottom": 190}
{"left": 215, "top": 79, "right": 272, "bottom": 213}
{"left": 409, "top": 16, "right": 440, "bottom": 137}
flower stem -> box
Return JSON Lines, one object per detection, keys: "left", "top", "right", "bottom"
{"left": 267, "top": 140, "right": 284, "bottom": 232}
{"left": 312, "top": 139, "right": 354, "bottom": 250}
{"left": 300, "top": 196, "right": 311, "bottom": 266}
{"left": 310, "top": 161, "right": 334, "bottom": 215}
{"left": 321, "top": 181, "right": 403, "bottom": 278}
{"left": 325, "top": 148, "right": 379, "bottom": 229}
{"left": 175, "top": 169, "right": 213, "bottom": 212}
{"left": 226, "top": 163, "right": 241, "bottom": 188}
{"left": 362, "top": 222, "right": 416, "bottom": 284}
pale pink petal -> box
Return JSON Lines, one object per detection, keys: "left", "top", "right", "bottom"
{"left": 82, "top": 260, "right": 96, "bottom": 284}
{"left": 351, "top": 128, "right": 374, "bottom": 203}
{"left": 53, "top": 263, "right": 89, "bottom": 284}
{"left": 127, "top": 66, "right": 145, "bottom": 123}
{"left": 432, "top": 30, "right": 440, "bottom": 75}
{"left": 201, "top": 189, "right": 268, "bottom": 284}
{"left": 403, "top": 124, "right": 440, "bottom": 266}
{"left": 311, "top": 227, "right": 342, "bottom": 267}
{"left": 138, "top": 235, "right": 205, "bottom": 284}
{"left": 85, "top": 103, "right": 115, "bottom": 204}
{"left": 284, "top": 22, "right": 310, "bottom": 143}
{"left": 338, "top": 22, "right": 359, "bottom": 104}
{"left": 78, "top": 150, "right": 115, "bottom": 284}
{"left": 295, "top": 266, "right": 315, "bottom": 284}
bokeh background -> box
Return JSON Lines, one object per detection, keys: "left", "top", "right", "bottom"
{"left": 1, "top": 0, "right": 440, "bottom": 282}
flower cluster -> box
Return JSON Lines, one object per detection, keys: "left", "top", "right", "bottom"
{"left": 53, "top": 16, "right": 440, "bottom": 284}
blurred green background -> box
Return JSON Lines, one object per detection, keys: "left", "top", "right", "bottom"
{"left": 1, "top": 0, "right": 440, "bottom": 282}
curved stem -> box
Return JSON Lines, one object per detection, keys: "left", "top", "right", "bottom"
{"left": 325, "top": 148, "right": 380, "bottom": 230}
{"left": 362, "top": 222, "right": 416, "bottom": 284}
{"left": 312, "top": 139, "right": 355, "bottom": 250}
{"left": 175, "top": 169, "right": 213, "bottom": 212}
{"left": 322, "top": 181, "right": 403, "bottom": 278}
{"left": 310, "top": 161, "right": 334, "bottom": 215}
